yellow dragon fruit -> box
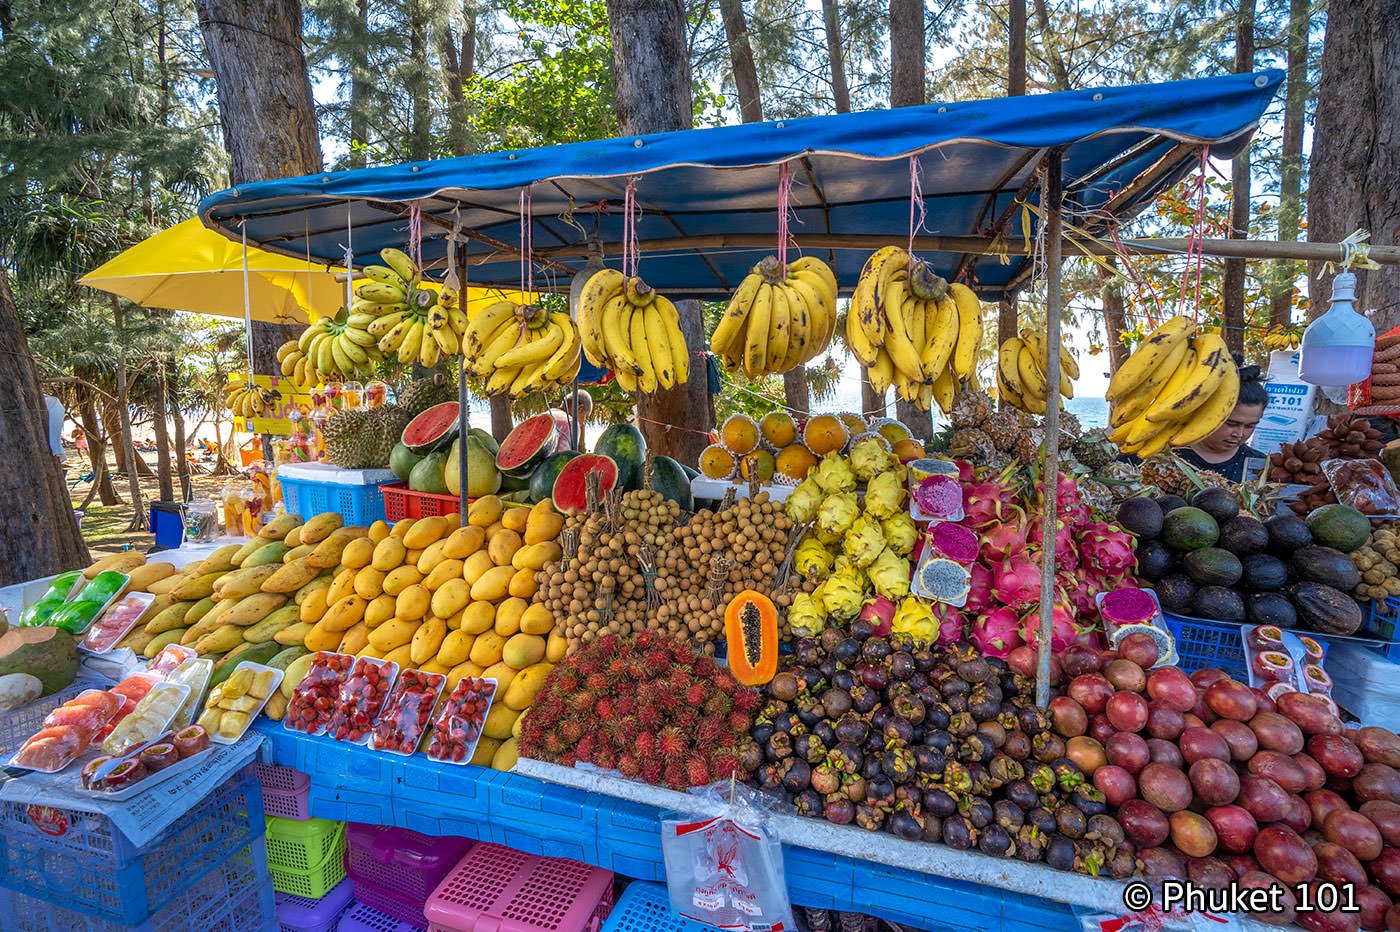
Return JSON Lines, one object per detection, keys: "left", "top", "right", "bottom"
{"left": 784, "top": 476, "right": 825, "bottom": 523}
{"left": 842, "top": 514, "right": 887, "bottom": 568}
{"left": 787, "top": 591, "right": 825, "bottom": 636}
{"left": 867, "top": 547, "right": 911, "bottom": 599}
{"left": 882, "top": 512, "right": 918, "bottom": 557}
{"left": 816, "top": 558, "right": 866, "bottom": 620}
{"left": 892, "top": 595, "right": 938, "bottom": 642}
{"left": 794, "top": 535, "right": 835, "bottom": 578}
{"left": 863, "top": 469, "right": 907, "bottom": 519}
{"left": 816, "top": 490, "right": 859, "bottom": 537}
{"left": 849, "top": 434, "right": 897, "bottom": 482}
{"left": 811, "top": 452, "right": 856, "bottom": 493}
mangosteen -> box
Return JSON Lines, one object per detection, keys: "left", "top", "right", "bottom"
{"left": 988, "top": 753, "right": 1024, "bottom": 786}
{"left": 994, "top": 800, "right": 1025, "bottom": 832}
{"left": 948, "top": 711, "right": 976, "bottom": 738}
{"left": 870, "top": 706, "right": 893, "bottom": 733}
{"left": 923, "top": 788, "right": 958, "bottom": 818}
{"left": 741, "top": 741, "right": 765, "bottom": 773}
{"left": 966, "top": 761, "right": 991, "bottom": 793}
{"left": 861, "top": 756, "right": 882, "bottom": 780}
{"left": 1050, "top": 757, "right": 1084, "bottom": 791}
{"left": 956, "top": 657, "right": 990, "bottom": 683}
{"left": 883, "top": 716, "right": 914, "bottom": 746}
{"left": 1106, "top": 845, "right": 1137, "bottom": 879}
{"left": 1005, "top": 780, "right": 1039, "bottom": 812}
{"left": 850, "top": 618, "right": 874, "bottom": 641}
{"left": 850, "top": 684, "right": 879, "bottom": 715}
{"left": 862, "top": 637, "right": 892, "bottom": 663}
{"left": 978, "top": 720, "right": 1007, "bottom": 748}
{"left": 828, "top": 742, "right": 862, "bottom": 774}
{"left": 758, "top": 763, "right": 783, "bottom": 790}
{"left": 884, "top": 681, "right": 913, "bottom": 707}
{"left": 881, "top": 746, "right": 916, "bottom": 784}
{"left": 889, "top": 652, "right": 916, "bottom": 681}
{"left": 942, "top": 815, "right": 974, "bottom": 850}
{"left": 945, "top": 693, "right": 969, "bottom": 714}
{"left": 795, "top": 704, "right": 821, "bottom": 729}
{"left": 1071, "top": 785, "right": 1107, "bottom": 818}
{"left": 913, "top": 746, "right": 946, "bottom": 776}
{"left": 773, "top": 712, "right": 802, "bottom": 734}
{"left": 802, "top": 667, "right": 827, "bottom": 693}
{"left": 765, "top": 730, "right": 792, "bottom": 760}
{"left": 1027, "top": 807, "right": 1058, "bottom": 835}
{"left": 1027, "top": 763, "right": 1056, "bottom": 796}
{"left": 792, "top": 789, "right": 823, "bottom": 818}
{"left": 831, "top": 670, "right": 855, "bottom": 692}
{"left": 924, "top": 729, "right": 955, "bottom": 754}
{"left": 887, "top": 807, "right": 924, "bottom": 841}
{"left": 1045, "top": 834, "right": 1077, "bottom": 871}
{"left": 1002, "top": 731, "right": 1031, "bottom": 762}
{"left": 832, "top": 638, "right": 861, "bottom": 665}
{"left": 960, "top": 733, "right": 993, "bottom": 764}
{"left": 1015, "top": 826, "right": 1046, "bottom": 862}
{"left": 769, "top": 671, "right": 799, "bottom": 702}
{"left": 781, "top": 757, "right": 812, "bottom": 794}
{"left": 1086, "top": 814, "right": 1124, "bottom": 849}
{"left": 940, "top": 676, "right": 970, "bottom": 698}
{"left": 857, "top": 663, "right": 889, "bottom": 692}
{"left": 810, "top": 763, "right": 841, "bottom": 796}
{"left": 824, "top": 796, "right": 855, "bottom": 825}
{"left": 843, "top": 775, "right": 867, "bottom": 803}
{"left": 908, "top": 672, "right": 929, "bottom": 692}
{"left": 894, "top": 784, "right": 920, "bottom": 808}
{"left": 1055, "top": 804, "right": 1087, "bottom": 839}
{"left": 866, "top": 775, "right": 896, "bottom": 808}
{"left": 793, "top": 732, "right": 827, "bottom": 764}
{"left": 912, "top": 647, "right": 937, "bottom": 673}
{"left": 923, "top": 815, "right": 944, "bottom": 843}
{"left": 820, "top": 627, "right": 844, "bottom": 655}
{"left": 943, "top": 761, "right": 972, "bottom": 795}
{"left": 751, "top": 722, "right": 775, "bottom": 746}
{"left": 1018, "top": 707, "right": 1047, "bottom": 734}
{"left": 963, "top": 798, "right": 994, "bottom": 829}
{"left": 889, "top": 632, "right": 915, "bottom": 654}
{"left": 760, "top": 701, "right": 789, "bottom": 721}
{"left": 793, "top": 638, "right": 821, "bottom": 668}
{"left": 922, "top": 703, "right": 950, "bottom": 731}
{"left": 855, "top": 802, "right": 885, "bottom": 831}
{"left": 1032, "top": 732, "right": 1065, "bottom": 762}
{"left": 812, "top": 721, "right": 836, "bottom": 749}
{"left": 979, "top": 823, "right": 1015, "bottom": 858}
{"left": 834, "top": 714, "right": 868, "bottom": 746}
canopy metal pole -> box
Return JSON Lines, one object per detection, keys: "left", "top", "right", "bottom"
{"left": 457, "top": 240, "right": 470, "bottom": 522}
{"left": 1035, "top": 150, "right": 1065, "bottom": 710}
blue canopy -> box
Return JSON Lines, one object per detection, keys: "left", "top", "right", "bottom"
{"left": 199, "top": 70, "right": 1283, "bottom": 300}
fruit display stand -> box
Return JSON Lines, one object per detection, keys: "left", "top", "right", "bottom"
{"left": 253, "top": 721, "right": 1110, "bottom": 931}
{"left": 276, "top": 462, "right": 398, "bottom": 527}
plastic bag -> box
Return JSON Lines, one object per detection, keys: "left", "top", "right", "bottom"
{"left": 1322, "top": 457, "right": 1400, "bottom": 516}
{"left": 1073, "top": 901, "right": 1243, "bottom": 932}
{"left": 661, "top": 782, "right": 794, "bottom": 932}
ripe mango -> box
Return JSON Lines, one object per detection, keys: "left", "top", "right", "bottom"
{"left": 442, "top": 526, "right": 485, "bottom": 560}
{"left": 431, "top": 578, "right": 471, "bottom": 619}
{"left": 512, "top": 542, "right": 562, "bottom": 572}
{"left": 367, "top": 520, "right": 391, "bottom": 544}
{"left": 492, "top": 737, "right": 518, "bottom": 771}
{"left": 467, "top": 495, "right": 502, "bottom": 528}
{"left": 519, "top": 603, "right": 556, "bottom": 637}
{"left": 494, "top": 598, "right": 528, "bottom": 637}
{"left": 372, "top": 537, "right": 408, "bottom": 572}
{"left": 546, "top": 630, "right": 568, "bottom": 663}
{"left": 382, "top": 565, "right": 423, "bottom": 596}
{"left": 469, "top": 630, "right": 505, "bottom": 667}
{"left": 500, "top": 505, "right": 529, "bottom": 534}
{"left": 460, "top": 602, "right": 495, "bottom": 635}
{"left": 424, "top": 559, "right": 464, "bottom": 592}
{"left": 503, "top": 662, "right": 552, "bottom": 710}
{"left": 321, "top": 595, "right": 368, "bottom": 632}
{"left": 395, "top": 584, "right": 431, "bottom": 620}
{"left": 471, "top": 566, "right": 514, "bottom": 603}
{"left": 482, "top": 704, "right": 520, "bottom": 742}
{"left": 389, "top": 518, "right": 414, "bottom": 539}
{"left": 365, "top": 594, "right": 397, "bottom": 628}
{"left": 436, "top": 629, "right": 475, "bottom": 667}
{"left": 462, "top": 551, "right": 495, "bottom": 587}
{"left": 501, "top": 633, "right": 546, "bottom": 670}
{"left": 487, "top": 529, "right": 522, "bottom": 567}
{"left": 416, "top": 539, "right": 449, "bottom": 575}
{"left": 261, "top": 557, "right": 321, "bottom": 593}
{"left": 368, "top": 617, "right": 418, "bottom": 652}
{"left": 507, "top": 567, "right": 538, "bottom": 599}
{"left": 524, "top": 501, "right": 564, "bottom": 544}
{"left": 403, "top": 515, "right": 449, "bottom": 550}
{"left": 338, "top": 621, "right": 371, "bottom": 655}
{"left": 353, "top": 567, "right": 386, "bottom": 600}
{"left": 298, "top": 512, "right": 344, "bottom": 545}
{"left": 411, "top": 617, "right": 448, "bottom": 666}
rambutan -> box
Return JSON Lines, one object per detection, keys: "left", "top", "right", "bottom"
{"left": 558, "top": 753, "right": 577, "bottom": 767}
{"left": 543, "top": 732, "right": 567, "bottom": 756}
{"left": 696, "top": 716, "right": 725, "bottom": 747}
{"left": 693, "top": 656, "right": 717, "bottom": 677}
{"left": 559, "top": 718, "right": 586, "bottom": 744}
{"left": 553, "top": 669, "right": 583, "bottom": 693}
{"left": 569, "top": 691, "right": 597, "bottom": 714}
{"left": 594, "top": 696, "right": 617, "bottom": 720}
{"left": 614, "top": 695, "right": 637, "bottom": 720}
{"left": 643, "top": 648, "right": 672, "bottom": 671}
{"left": 732, "top": 689, "right": 760, "bottom": 712}
{"left": 664, "top": 764, "right": 687, "bottom": 790}
{"left": 616, "top": 754, "right": 642, "bottom": 779}
{"left": 575, "top": 735, "right": 597, "bottom": 762}
{"left": 670, "top": 643, "right": 695, "bottom": 664}
{"left": 711, "top": 671, "right": 737, "bottom": 693}
{"left": 641, "top": 758, "right": 665, "bottom": 786}
{"left": 596, "top": 634, "right": 621, "bottom": 656}
{"left": 727, "top": 711, "right": 753, "bottom": 735}
{"left": 606, "top": 657, "right": 629, "bottom": 679}
{"left": 710, "top": 751, "right": 742, "bottom": 779}
{"left": 624, "top": 661, "right": 645, "bottom": 680}
{"left": 684, "top": 682, "right": 709, "bottom": 708}
{"left": 573, "top": 651, "right": 605, "bottom": 677}
{"left": 656, "top": 726, "right": 689, "bottom": 761}
{"left": 609, "top": 716, "right": 640, "bottom": 748}
{"left": 638, "top": 704, "right": 664, "bottom": 733}
{"left": 593, "top": 746, "right": 618, "bottom": 771}
{"left": 703, "top": 691, "right": 731, "bottom": 716}
{"left": 584, "top": 672, "right": 610, "bottom": 693}
{"left": 684, "top": 755, "right": 711, "bottom": 787}
{"left": 634, "top": 731, "right": 656, "bottom": 760}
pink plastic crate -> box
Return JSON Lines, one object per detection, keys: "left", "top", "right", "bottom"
{"left": 425, "top": 843, "right": 614, "bottom": 932}
{"left": 264, "top": 784, "right": 312, "bottom": 821}
{"left": 347, "top": 824, "right": 473, "bottom": 928}
{"left": 256, "top": 763, "right": 311, "bottom": 793}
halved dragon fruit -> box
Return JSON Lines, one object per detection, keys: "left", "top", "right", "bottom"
{"left": 1099, "top": 587, "right": 1158, "bottom": 628}
{"left": 927, "top": 521, "right": 979, "bottom": 565}
{"left": 914, "top": 475, "right": 962, "bottom": 518}
{"left": 916, "top": 557, "right": 971, "bottom": 606}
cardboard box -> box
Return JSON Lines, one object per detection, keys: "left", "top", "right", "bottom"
{"left": 1251, "top": 350, "right": 1318, "bottom": 455}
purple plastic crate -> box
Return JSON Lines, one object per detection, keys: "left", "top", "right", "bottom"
{"left": 257, "top": 762, "right": 310, "bottom": 794}
{"left": 347, "top": 823, "right": 473, "bottom": 915}
{"left": 354, "top": 882, "right": 431, "bottom": 930}
{"left": 264, "top": 784, "right": 312, "bottom": 821}
{"left": 339, "top": 901, "right": 423, "bottom": 932}
{"left": 276, "top": 877, "right": 355, "bottom": 932}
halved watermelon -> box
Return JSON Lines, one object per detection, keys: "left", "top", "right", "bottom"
{"left": 552, "top": 454, "right": 619, "bottom": 515}
{"left": 402, "top": 402, "right": 461, "bottom": 455}
{"left": 496, "top": 413, "right": 562, "bottom": 478}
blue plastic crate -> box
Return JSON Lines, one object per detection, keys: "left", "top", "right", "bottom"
{"left": 600, "top": 882, "right": 714, "bottom": 932}
{"left": 850, "top": 861, "right": 1003, "bottom": 931}
{"left": 0, "top": 767, "right": 264, "bottom": 924}
{"left": 279, "top": 474, "right": 392, "bottom": 526}
{"left": 487, "top": 772, "right": 595, "bottom": 862}
{"left": 0, "top": 836, "right": 274, "bottom": 932}
{"left": 592, "top": 797, "right": 665, "bottom": 882}
{"left": 783, "top": 846, "right": 855, "bottom": 910}
{"left": 1161, "top": 613, "right": 1247, "bottom": 676}
{"left": 1363, "top": 598, "right": 1400, "bottom": 662}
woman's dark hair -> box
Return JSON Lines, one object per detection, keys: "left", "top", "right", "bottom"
{"left": 1233, "top": 354, "right": 1268, "bottom": 408}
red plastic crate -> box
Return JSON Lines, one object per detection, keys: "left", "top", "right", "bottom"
{"left": 381, "top": 482, "right": 462, "bottom": 521}
{"left": 425, "top": 843, "right": 613, "bottom": 932}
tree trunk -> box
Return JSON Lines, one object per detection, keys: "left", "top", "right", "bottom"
{"left": 151, "top": 360, "right": 175, "bottom": 503}
{"left": 1099, "top": 261, "right": 1129, "bottom": 376}
{"left": 79, "top": 395, "right": 120, "bottom": 505}
{"left": 0, "top": 267, "right": 89, "bottom": 584}
{"left": 1270, "top": 0, "right": 1308, "bottom": 329}
{"left": 719, "top": 0, "right": 762, "bottom": 123}
{"left": 170, "top": 368, "right": 191, "bottom": 501}
{"left": 998, "top": 299, "right": 1018, "bottom": 359}
{"left": 860, "top": 374, "right": 885, "bottom": 420}
{"left": 1032, "top": 0, "right": 1071, "bottom": 91}
{"left": 440, "top": 3, "right": 475, "bottom": 156}
{"left": 1000, "top": 0, "right": 1026, "bottom": 348}
{"left": 1307, "top": 0, "right": 1400, "bottom": 332}
{"left": 111, "top": 302, "right": 146, "bottom": 531}
{"left": 489, "top": 394, "right": 513, "bottom": 441}
{"left": 350, "top": 0, "right": 369, "bottom": 167}
{"left": 1221, "top": 0, "right": 1255, "bottom": 356}
{"left": 782, "top": 370, "right": 810, "bottom": 415}
{"left": 820, "top": 0, "right": 851, "bottom": 113}
{"left": 605, "top": 0, "right": 712, "bottom": 465}
{"left": 889, "top": 0, "right": 929, "bottom": 439}
{"left": 406, "top": 0, "right": 431, "bottom": 161}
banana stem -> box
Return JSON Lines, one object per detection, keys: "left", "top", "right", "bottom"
{"left": 623, "top": 276, "right": 655, "bottom": 307}
{"left": 906, "top": 259, "right": 949, "bottom": 301}
{"left": 756, "top": 255, "right": 786, "bottom": 284}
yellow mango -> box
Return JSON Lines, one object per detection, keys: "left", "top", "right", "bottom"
{"left": 261, "top": 557, "right": 322, "bottom": 593}
{"left": 383, "top": 564, "right": 423, "bottom": 596}
{"left": 444, "top": 512, "right": 462, "bottom": 529}
{"left": 338, "top": 621, "right": 371, "bottom": 654}
{"left": 503, "top": 662, "right": 552, "bottom": 710}
{"left": 321, "top": 595, "right": 368, "bottom": 632}
{"left": 340, "top": 537, "right": 375, "bottom": 570}
{"left": 390, "top": 518, "right": 414, "bottom": 539}
{"left": 281, "top": 544, "right": 314, "bottom": 563}
{"left": 460, "top": 602, "right": 495, "bottom": 635}
{"left": 367, "top": 617, "right": 418, "bottom": 652}
{"left": 396, "top": 583, "right": 431, "bottom": 620}
{"left": 372, "top": 537, "right": 408, "bottom": 572}
{"left": 416, "top": 539, "right": 448, "bottom": 574}
{"left": 546, "top": 630, "right": 568, "bottom": 662}
{"left": 462, "top": 551, "right": 495, "bottom": 587}
{"left": 419, "top": 659, "right": 451, "bottom": 675}
{"left": 519, "top": 603, "right": 556, "bottom": 636}
{"left": 299, "top": 587, "right": 330, "bottom": 624}
{"left": 327, "top": 567, "right": 357, "bottom": 605}
{"left": 424, "top": 559, "right": 464, "bottom": 592}
{"left": 442, "top": 526, "right": 486, "bottom": 560}
{"left": 192, "top": 544, "right": 240, "bottom": 575}
{"left": 275, "top": 622, "right": 313, "bottom": 646}
{"left": 467, "top": 495, "right": 502, "bottom": 528}
{"left": 445, "top": 609, "right": 464, "bottom": 630}
{"left": 299, "top": 512, "right": 344, "bottom": 545}
{"left": 436, "top": 629, "right": 475, "bottom": 667}
{"left": 221, "top": 591, "right": 289, "bottom": 626}
{"left": 357, "top": 644, "right": 386, "bottom": 659}
{"left": 446, "top": 661, "right": 483, "bottom": 691}
{"left": 512, "top": 541, "right": 562, "bottom": 572}
{"left": 431, "top": 578, "right": 471, "bottom": 619}
{"left": 405, "top": 549, "right": 425, "bottom": 565}
{"left": 403, "top": 515, "right": 449, "bottom": 550}
{"left": 500, "top": 505, "right": 529, "bottom": 534}
{"left": 127, "top": 561, "right": 176, "bottom": 591}
{"left": 383, "top": 643, "right": 415, "bottom": 668}
{"left": 487, "top": 529, "right": 522, "bottom": 567}
{"left": 482, "top": 704, "right": 520, "bottom": 742}
{"left": 469, "top": 630, "right": 505, "bottom": 667}
{"left": 471, "top": 737, "right": 502, "bottom": 767}
{"left": 353, "top": 567, "right": 386, "bottom": 600}
{"left": 411, "top": 617, "right": 447, "bottom": 666}
{"left": 282, "top": 526, "right": 304, "bottom": 549}
{"left": 502, "top": 632, "right": 546, "bottom": 670}
{"left": 365, "top": 594, "right": 397, "bottom": 628}
{"left": 481, "top": 661, "right": 518, "bottom": 694}
{"left": 524, "top": 501, "right": 564, "bottom": 544}
{"left": 306, "top": 532, "right": 355, "bottom": 569}
{"left": 494, "top": 597, "right": 528, "bottom": 637}
{"left": 280, "top": 653, "right": 317, "bottom": 698}
{"left": 304, "top": 618, "right": 345, "bottom": 652}
{"left": 367, "top": 520, "right": 391, "bottom": 543}
{"left": 293, "top": 575, "right": 333, "bottom": 605}
{"left": 492, "top": 737, "right": 518, "bottom": 771}
{"left": 484, "top": 521, "right": 504, "bottom": 539}
{"left": 507, "top": 567, "right": 538, "bottom": 599}
{"left": 471, "top": 566, "right": 514, "bottom": 603}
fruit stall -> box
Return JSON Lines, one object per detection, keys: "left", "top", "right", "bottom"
{"left": 11, "top": 68, "right": 1400, "bottom": 932}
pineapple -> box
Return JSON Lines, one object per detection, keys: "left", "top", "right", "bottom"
{"left": 949, "top": 428, "right": 997, "bottom": 466}
{"left": 1080, "top": 479, "right": 1115, "bottom": 516}
{"left": 1071, "top": 428, "right": 1116, "bottom": 471}
{"left": 1015, "top": 427, "right": 1046, "bottom": 465}
{"left": 1057, "top": 411, "right": 1083, "bottom": 442}
{"left": 1138, "top": 455, "right": 1192, "bottom": 497}
{"left": 983, "top": 410, "right": 1021, "bottom": 453}
{"left": 950, "top": 390, "right": 993, "bottom": 429}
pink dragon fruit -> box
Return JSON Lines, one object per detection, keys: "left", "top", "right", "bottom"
{"left": 954, "top": 460, "right": 975, "bottom": 483}
{"left": 1028, "top": 518, "right": 1079, "bottom": 571}
{"left": 971, "top": 606, "right": 1025, "bottom": 659}
{"left": 992, "top": 550, "right": 1041, "bottom": 609}
{"left": 1100, "top": 587, "right": 1158, "bottom": 627}
{"left": 979, "top": 509, "right": 1028, "bottom": 562}
{"left": 1019, "top": 604, "right": 1079, "bottom": 653}
{"left": 1058, "top": 571, "right": 1102, "bottom": 624}
{"left": 963, "top": 563, "right": 994, "bottom": 615}
{"left": 934, "top": 603, "right": 966, "bottom": 646}
{"left": 1075, "top": 522, "right": 1137, "bottom": 578}
{"left": 961, "top": 468, "right": 1019, "bottom": 530}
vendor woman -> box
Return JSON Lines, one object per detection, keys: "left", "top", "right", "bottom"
{"left": 1170, "top": 363, "right": 1268, "bottom": 483}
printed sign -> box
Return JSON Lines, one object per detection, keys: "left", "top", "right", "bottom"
{"left": 229, "top": 374, "right": 316, "bottom": 437}
{"left": 1252, "top": 350, "right": 1318, "bottom": 455}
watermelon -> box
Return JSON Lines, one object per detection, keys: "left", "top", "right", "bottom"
{"left": 401, "top": 402, "right": 461, "bottom": 455}
{"left": 552, "top": 454, "right": 619, "bottom": 514}
{"left": 496, "top": 413, "right": 562, "bottom": 478}
{"left": 594, "top": 423, "right": 646, "bottom": 491}
{"left": 649, "top": 455, "right": 693, "bottom": 512}
{"left": 529, "top": 451, "right": 581, "bottom": 504}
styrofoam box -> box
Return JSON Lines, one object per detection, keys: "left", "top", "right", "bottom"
{"left": 277, "top": 462, "right": 396, "bottom": 486}
{"left": 1323, "top": 642, "right": 1400, "bottom": 730}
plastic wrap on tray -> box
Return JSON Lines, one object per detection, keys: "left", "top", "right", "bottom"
{"left": 101, "top": 681, "right": 190, "bottom": 755}
{"left": 327, "top": 656, "right": 398, "bottom": 743}
{"left": 284, "top": 651, "right": 354, "bottom": 736}
{"left": 165, "top": 658, "right": 213, "bottom": 729}
{"left": 172, "top": 724, "right": 211, "bottom": 759}
{"left": 370, "top": 668, "right": 445, "bottom": 755}
{"left": 81, "top": 592, "right": 155, "bottom": 653}
{"left": 198, "top": 663, "right": 282, "bottom": 744}
{"left": 427, "top": 677, "right": 497, "bottom": 764}
{"left": 13, "top": 689, "right": 123, "bottom": 772}
{"left": 146, "top": 644, "right": 197, "bottom": 679}
{"left": 1322, "top": 457, "right": 1400, "bottom": 516}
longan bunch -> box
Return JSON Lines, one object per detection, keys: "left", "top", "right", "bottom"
{"left": 619, "top": 489, "right": 681, "bottom": 549}
{"left": 1353, "top": 523, "right": 1400, "bottom": 602}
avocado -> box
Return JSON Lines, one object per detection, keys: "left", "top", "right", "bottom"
{"left": 1306, "top": 503, "right": 1372, "bottom": 554}
{"left": 1192, "top": 585, "right": 1246, "bottom": 622}
{"left": 1154, "top": 494, "right": 1188, "bottom": 514}
{"left": 1218, "top": 515, "right": 1269, "bottom": 556}
{"left": 1290, "top": 545, "right": 1362, "bottom": 592}
{"left": 1190, "top": 487, "right": 1242, "bottom": 523}
{"left": 1155, "top": 574, "right": 1198, "bottom": 614}
{"left": 1117, "top": 497, "right": 1165, "bottom": 539}
{"left": 1182, "top": 547, "right": 1244, "bottom": 587}
{"left": 1161, "top": 507, "right": 1220, "bottom": 552}
{"left": 1265, "top": 514, "right": 1313, "bottom": 556}
{"left": 1134, "top": 539, "right": 1177, "bottom": 582}
{"left": 1240, "top": 553, "right": 1289, "bottom": 592}
{"left": 1246, "top": 592, "right": 1299, "bottom": 628}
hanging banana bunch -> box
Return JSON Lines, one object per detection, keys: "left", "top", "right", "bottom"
{"left": 224, "top": 379, "right": 280, "bottom": 419}
{"left": 459, "top": 301, "right": 582, "bottom": 397}
{"left": 997, "top": 329, "right": 1078, "bottom": 416}
{"left": 1106, "top": 316, "right": 1238, "bottom": 458}
{"left": 709, "top": 255, "right": 838, "bottom": 378}
{"left": 576, "top": 271, "right": 690, "bottom": 393}
{"left": 846, "top": 245, "right": 983, "bottom": 413}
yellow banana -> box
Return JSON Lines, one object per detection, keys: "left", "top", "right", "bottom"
{"left": 496, "top": 323, "right": 562, "bottom": 370}
{"left": 475, "top": 318, "right": 524, "bottom": 375}
{"left": 712, "top": 270, "right": 763, "bottom": 356}
{"left": 998, "top": 337, "right": 1026, "bottom": 398}
{"left": 276, "top": 341, "right": 298, "bottom": 363}
{"left": 642, "top": 303, "right": 675, "bottom": 389}
{"left": 432, "top": 325, "right": 460, "bottom": 356}
{"left": 398, "top": 320, "right": 424, "bottom": 365}
{"left": 600, "top": 293, "right": 641, "bottom": 376}
{"left": 921, "top": 296, "right": 959, "bottom": 378}
{"left": 788, "top": 256, "right": 837, "bottom": 297}
{"left": 947, "top": 283, "right": 982, "bottom": 378}
{"left": 342, "top": 327, "right": 376, "bottom": 349}
{"left": 784, "top": 274, "right": 823, "bottom": 364}
{"left": 655, "top": 296, "right": 690, "bottom": 385}
{"left": 1106, "top": 315, "right": 1196, "bottom": 402}
{"left": 377, "top": 317, "right": 413, "bottom": 353}
{"left": 1146, "top": 332, "right": 1231, "bottom": 422}
{"left": 362, "top": 264, "right": 406, "bottom": 288}
{"left": 743, "top": 283, "right": 773, "bottom": 377}
{"left": 629, "top": 307, "right": 657, "bottom": 393}
{"left": 356, "top": 281, "right": 407, "bottom": 305}
{"left": 996, "top": 371, "right": 1024, "bottom": 412}
{"left": 379, "top": 248, "right": 418, "bottom": 285}
{"left": 905, "top": 295, "right": 925, "bottom": 359}
{"left": 1110, "top": 338, "right": 1191, "bottom": 424}
{"left": 419, "top": 327, "right": 440, "bottom": 368}
{"left": 783, "top": 282, "right": 811, "bottom": 370}
{"left": 542, "top": 314, "right": 582, "bottom": 383}
{"left": 315, "top": 334, "right": 335, "bottom": 375}
{"left": 932, "top": 363, "right": 956, "bottom": 414}
{"left": 1170, "top": 364, "right": 1241, "bottom": 446}
{"left": 881, "top": 277, "right": 925, "bottom": 382}
{"left": 865, "top": 246, "right": 909, "bottom": 315}
{"left": 446, "top": 306, "right": 469, "bottom": 336}
{"left": 368, "top": 311, "right": 406, "bottom": 339}
{"left": 765, "top": 283, "right": 791, "bottom": 374}
{"left": 462, "top": 301, "right": 518, "bottom": 357}
{"left": 868, "top": 349, "right": 895, "bottom": 395}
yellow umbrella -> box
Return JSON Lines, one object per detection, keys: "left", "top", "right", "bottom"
{"left": 80, "top": 218, "right": 529, "bottom": 322}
